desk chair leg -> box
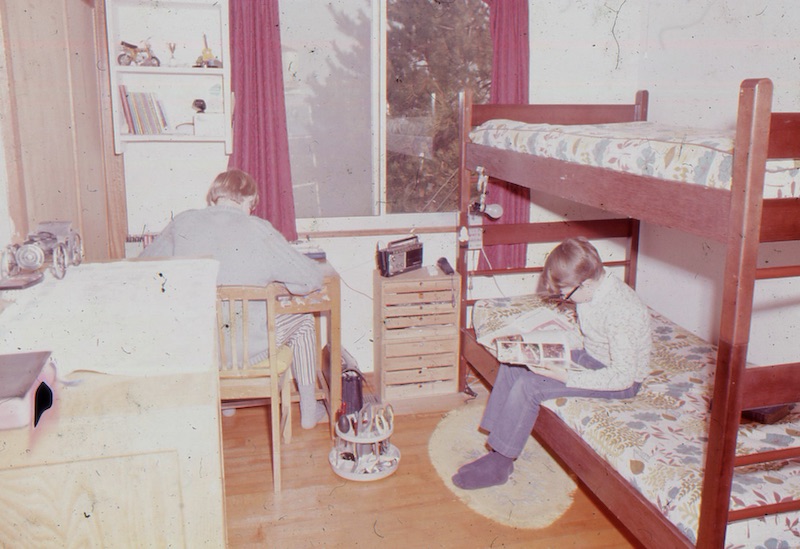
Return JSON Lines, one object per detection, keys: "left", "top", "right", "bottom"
{"left": 281, "top": 371, "right": 293, "bottom": 444}
{"left": 316, "top": 367, "right": 330, "bottom": 418}
{"left": 270, "top": 392, "right": 281, "bottom": 493}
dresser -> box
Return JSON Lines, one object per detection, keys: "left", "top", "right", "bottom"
{"left": 373, "top": 267, "right": 460, "bottom": 407}
{"left": 0, "top": 259, "right": 226, "bottom": 547}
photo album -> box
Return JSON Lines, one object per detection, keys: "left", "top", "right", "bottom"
{"left": 489, "top": 307, "right": 578, "bottom": 370}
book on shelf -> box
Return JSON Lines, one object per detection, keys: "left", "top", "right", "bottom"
{"left": 118, "top": 85, "right": 168, "bottom": 135}
{"left": 118, "top": 85, "right": 136, "bottom": 134}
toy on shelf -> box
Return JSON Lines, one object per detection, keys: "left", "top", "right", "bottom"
{"left": 195, "top": 34, "right": 222, "bottom": 68}
{"left": 1, "top": 222, "right": 83, "bottom": 287}
{"left": 117, "top": 41, "right": 160, "bottom": 67}
{"left": 167, "top": 42, "right": 178, "bottom": 67}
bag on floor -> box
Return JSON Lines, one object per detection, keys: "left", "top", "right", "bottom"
{"left": 342, "top": 368, "right": 364, "bottom": 415}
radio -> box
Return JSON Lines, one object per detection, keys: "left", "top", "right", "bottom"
{"left": 376, "top": 236, "right": 423, "bottom": 277}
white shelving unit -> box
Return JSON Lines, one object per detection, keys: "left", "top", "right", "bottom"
{"left": 104, "top": 0, "right": 232, "bottom": 154}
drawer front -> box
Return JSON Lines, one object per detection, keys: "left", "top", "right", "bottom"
{"left": 382, "top": 352, "right": 455, "bottom": 372}
{"left": 383, "top": 323, "right": 457, "bottom": 342}
{"left": 384, "top": 364, "right": 456, "bottom": 386}
{"left": 384, "top": 379, "right": 457, "bottom": 401}
{"left": 382, "top": 277, "right": 457, "bottom": 294}
{"left": 383, "top": 311, "right": 456, "bottom": 330}
{"left": 382, "top": 289, "right": 457, "bottom": 307}
{"left": 384, "top": 337, "right": 458, "bottom": 358}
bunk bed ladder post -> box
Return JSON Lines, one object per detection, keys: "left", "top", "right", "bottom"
{"left": 634, "top": 90, "right": 649, "bottom": 122}
{"left": 457, "top": 89, "right": 473, "bottom": 393}
{"left": 696, "top": 78, "right": 774, "bottom": 548}
{"left": 625, "top": 219, "right": 640, "bottom": 289}
{"left": 626, "top": 89, "right": 646, "bottom": 290}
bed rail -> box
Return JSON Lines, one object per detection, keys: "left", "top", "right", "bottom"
{"left": 470, "top": 89, "right": 648, "bottom": 127}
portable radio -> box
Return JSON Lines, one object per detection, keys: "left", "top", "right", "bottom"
{"left": 376, "top": 236, "right": 423, "bottom": 277}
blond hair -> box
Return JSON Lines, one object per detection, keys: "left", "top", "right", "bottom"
{"left": 542, "top": 237, "right": 604, "bottom": 294}
{"left": 206, "top": 169, "right": 260, "bottom": 208}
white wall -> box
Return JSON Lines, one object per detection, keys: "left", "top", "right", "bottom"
{"left": 124, "top": 142, "right": 228, "bottom": 235}
{"left": 0, "top": 19, "right": 12, "bottom": 250}
{"left": 0, "top": 119, "right": 10, "bottom": 251}
{"left": 529, "top": 0, "right": 800, "bottom": 365}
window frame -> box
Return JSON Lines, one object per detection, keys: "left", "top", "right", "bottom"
{"left": 294, "top": 0, "right": 465, "bottom": 233}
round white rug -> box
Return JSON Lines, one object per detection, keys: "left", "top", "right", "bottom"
{"left": 428, "top": 402, "right": 577, "bottom": 529}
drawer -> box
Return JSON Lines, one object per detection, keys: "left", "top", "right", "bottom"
{"left": 382, "top": 311, "right": 456, "bottom": 329}
{"left": 384, "top": 379, "right": 457, "bottom": 401}
{"left": 383, "top": 323, "right": 456, "bottom": 342}
{"left": 382, "top": 277, "right": 458, "bottom": 294}
{"left": 382, "top": 288, "right": 456, "bottom": 307}
{"left": 384, "top": 364, "right": 456, "bottom": 386}
{"left": 382, "top": 352, "right": 455, "bottom": 372}
{"left": 384, "top": 337, "right": 458, "bottom": 358}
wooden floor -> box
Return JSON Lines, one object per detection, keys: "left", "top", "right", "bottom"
{"left": 221, "top": 397, "right": 639, "bottom": 548}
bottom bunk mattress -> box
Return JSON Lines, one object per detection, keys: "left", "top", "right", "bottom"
{"left": 472, "top": 294, "right": 800, "bottom": 547}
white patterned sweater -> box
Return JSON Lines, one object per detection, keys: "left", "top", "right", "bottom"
{"left": 570, "top": 272, "right": 652, "bottom": 391}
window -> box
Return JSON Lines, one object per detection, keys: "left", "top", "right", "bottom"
{"left": 385, "top": 0, "right": 491, "bottom": 214}
{"left": 280, "top": 0, "right": 491, "bottom": 219}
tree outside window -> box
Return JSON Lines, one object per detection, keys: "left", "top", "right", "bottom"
{"left": 386, "top": 0, "right": 491, "bottom": 214}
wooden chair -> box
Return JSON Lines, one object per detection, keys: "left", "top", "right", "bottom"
{"left": 216, "top": 284, "right": 293, "bottom": 493}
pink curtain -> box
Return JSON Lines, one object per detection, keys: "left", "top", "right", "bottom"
{"left": 228, "top": 0, "right": 297, "bottom": 241}
{"left": 481, "top": 0, "right": 530, "bottom": 269}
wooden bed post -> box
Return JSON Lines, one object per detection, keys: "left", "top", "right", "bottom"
{"left": 634, "top": 90, "right": 649, "bottom": 122}
{"left": 696, "top": 78, "right": 773, "bottom": 548}
{"left": 457, "top": 90, "right": 473, "bottom": 393}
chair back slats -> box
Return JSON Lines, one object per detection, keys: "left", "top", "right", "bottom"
{"left": 216, "top": 283, "right": 293, "bottom": 493}
{"left": 217, "top": 285, "right": 268, "bottom": 375}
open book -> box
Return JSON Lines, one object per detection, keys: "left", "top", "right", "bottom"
{"left": 488, "top": 308, "right": 578, "bottom": 369}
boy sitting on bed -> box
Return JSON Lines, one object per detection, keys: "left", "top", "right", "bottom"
{"left": 452, "top": 237, "right": 652, "bottom": 490}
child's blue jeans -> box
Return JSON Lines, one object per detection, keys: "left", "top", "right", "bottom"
{"left": 480, "top": 350, "right": 640, "bottom": 459}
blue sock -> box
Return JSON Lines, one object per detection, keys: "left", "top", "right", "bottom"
{"left": 451, "top": 451, "right": 514, "bottom": 490}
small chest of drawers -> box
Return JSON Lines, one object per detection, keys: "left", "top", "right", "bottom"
{"left": 373, "top": 267, "right": 460, "bottom": 404}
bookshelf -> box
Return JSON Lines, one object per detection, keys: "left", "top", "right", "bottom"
{"left": 105, "top": 0, "right": 232, "bottom": 154}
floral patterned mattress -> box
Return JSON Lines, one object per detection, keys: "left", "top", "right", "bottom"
{"left": 469, "top": 120, "right": 800, "bottom": 199}
{"left": 473, "top": 294, "right": 800, "bottom": 547}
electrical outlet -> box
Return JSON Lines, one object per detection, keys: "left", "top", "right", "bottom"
{"left": 467, "top": 227, "right": 483, "bottom": 250}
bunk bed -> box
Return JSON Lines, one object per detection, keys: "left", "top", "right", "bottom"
{"left": 455, "top": 78, "right": 800, "bottom": 548}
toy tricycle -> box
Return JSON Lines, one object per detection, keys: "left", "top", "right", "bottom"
{"left": 117, "top": 41, "right": 160, "bottom": 67}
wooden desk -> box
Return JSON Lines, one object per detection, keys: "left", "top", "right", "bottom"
{"left": 0, "top": 259, "right": 226, "bottom": 547}
{"left": 272, "top": 263, "right": 342, "bottom": 438}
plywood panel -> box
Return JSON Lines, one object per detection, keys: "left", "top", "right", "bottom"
{"left": 0, "top": 452, "right": 185, "bottom": 548}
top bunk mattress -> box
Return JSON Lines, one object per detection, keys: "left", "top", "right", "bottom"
{"left": 469, "top": 120, "right": 800, "bottom": 199}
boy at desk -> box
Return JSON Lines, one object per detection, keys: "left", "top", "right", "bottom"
{"left": 140, "top": 168, "right": 327, "bottom": 429}
{"left": 453, "top": 237, "right": 651, "bottom": 489}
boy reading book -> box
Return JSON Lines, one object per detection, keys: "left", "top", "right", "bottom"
{"left": 452, "top": 237, "right": 652, "bottom": 490}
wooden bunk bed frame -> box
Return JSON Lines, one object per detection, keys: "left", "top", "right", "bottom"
{"left": 455, "top": 78, "right": 800, "bottom": 548}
